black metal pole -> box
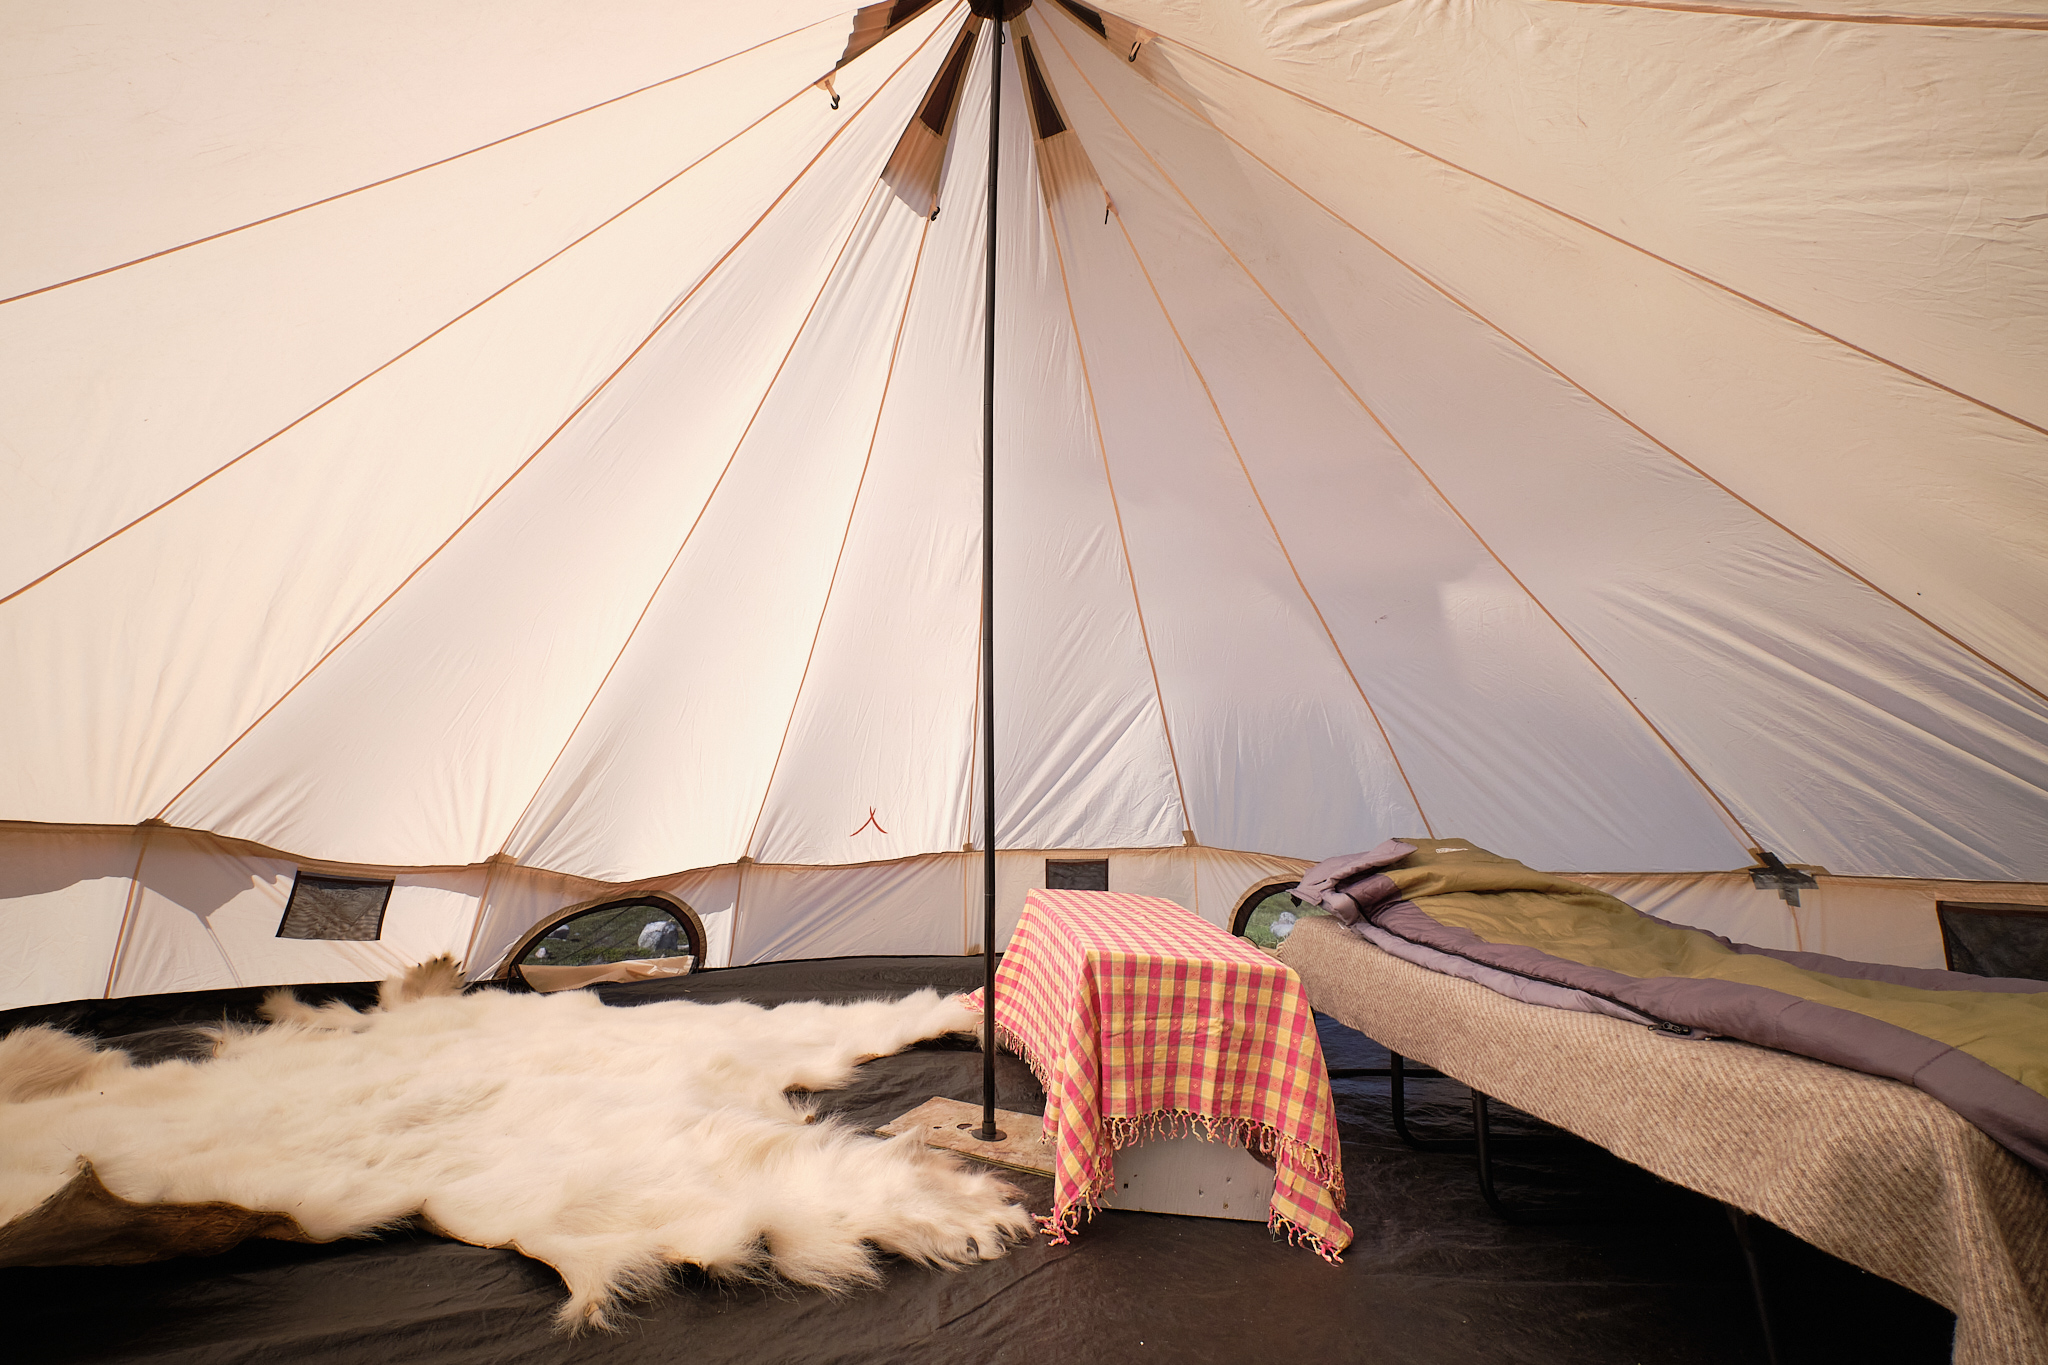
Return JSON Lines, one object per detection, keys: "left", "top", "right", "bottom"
{"left": 977, "top": 15, "right": 1005, "bottom": 1146}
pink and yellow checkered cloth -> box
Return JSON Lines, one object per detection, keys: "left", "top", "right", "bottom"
{"left": 966, "top": 888, "right": 1351, "bottom": 1259}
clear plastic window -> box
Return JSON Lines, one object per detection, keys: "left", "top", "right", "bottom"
{"left": 518, "top": 902, "right": 696, "bottom": 971}
{"left": 1232, "top": 882, "right": 1326, "bottom": 951}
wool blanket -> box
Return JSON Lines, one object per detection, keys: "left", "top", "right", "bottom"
{"left": 968, "top": 888, "right": 1350, "bottom": 1258}
{"left": 0, "top": 959, "right": 1033, "bottom": 1328}
{"left": 1296, "top": 839, "right": 2048, "bottom": 1173}
{"left": 1278, "top": 915, "right": 2048, "bottom": 1365}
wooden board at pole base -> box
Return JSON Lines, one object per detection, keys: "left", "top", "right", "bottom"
{"left": 878, "top": 1097, "right": 1054, "bottom": 1176}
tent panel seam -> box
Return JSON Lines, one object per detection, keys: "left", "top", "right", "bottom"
{"left": 149, "top": 21, "right": 966, "bottom": 826}
{"left": 1125, "top": 21, "right": 2048, "bottom": 440}
{"left": 1041, "top": 14, "right": 1759, "bottom": 848}
{"left": 496, "top": 178, "right": 891, "bottom": 861}
{"left": 0, "top": 17, "right": 848, "bottom": 307}
{"left": 743, "top": 211, "right": 940, "bottom": 860}
{"left": 1103, "top": 211, "right": 1437, "bottom": 839}
{"left": 1116, "top": 50, "right": 2048, "bottom": 708}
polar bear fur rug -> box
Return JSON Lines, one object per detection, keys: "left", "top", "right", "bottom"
{"left": 0, "top": 959, "right": 1032, "bottom": 1327}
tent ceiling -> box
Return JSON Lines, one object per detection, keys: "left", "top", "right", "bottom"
{"left": 2, "top": 0, "right": 2043, "bottom": 885}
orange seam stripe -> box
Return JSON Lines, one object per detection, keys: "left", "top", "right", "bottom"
{"left": 1143, "top": 29, "right": 2048, "bottom": 440}
{"left": 100, "top": 825, "right": 157, "bottom": 999}
{"left": 150, "top": 11, "right": 965, "bottom": 823}
{"left": 962, "top": 603, "right": 983, "bottom": 952}
{"left": 1107, "top": 211, "right": 1436, "bottom": 839}
{"left": 1127, "top": 46, "right": 2048, "bottom": 710}
{"left": 0, "top": 18, "right": 842, "bottom": 307}
{"left": 1544, "top": 0, "right": 2048, "bottom": 28}
{"left": 1, "top": 79, "right": 820, "bottom": 610}
{"left": 498, "top": 178, "right": 889, "bottom": 861}
{"left": 742, "top": 210, "right": 938, "bottom": 861}
{"left": 1042, "top": 170, "right": 1196, "bottom": 845}
{"left": 963, "top": 594, "right": 987, "bottom": 858}
{"left": 456, "top": 854, "right": 513, "bottom": 978}
{"left": 1043, "top": 13, "right": 1756, "bottom": 846}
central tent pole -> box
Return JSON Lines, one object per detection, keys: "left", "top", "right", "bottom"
{"left": 977, "top": 12, "right": 1005, "bottom": 1145}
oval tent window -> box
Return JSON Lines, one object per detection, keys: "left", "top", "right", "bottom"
{"left": 1230, "top": 881, "right": 1326, "bottom": 952}
{"left": 510, "top": 899, "right": 705, "bottom": 991}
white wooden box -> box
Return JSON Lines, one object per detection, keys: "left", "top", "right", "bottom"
{"left": 1101, "top": 1134, "right": 1276, "bottom": 1222}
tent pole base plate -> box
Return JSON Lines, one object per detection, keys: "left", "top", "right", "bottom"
{"left": 878, "top": 1097, "right": 1053, "bottom": 1176}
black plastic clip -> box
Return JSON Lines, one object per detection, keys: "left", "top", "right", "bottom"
{"left": 1748, "top": 850, "right": 1818, "bottom": 908}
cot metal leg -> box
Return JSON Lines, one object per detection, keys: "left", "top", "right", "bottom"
{"left": 1475, "top": 1099, "right": 1778, "bottom": 1357}
{"left": 1390, "top": 1051, "right": 1475, "bottom": 1152}
{"left": 1387, "top": 1052, "right": 1557, "bottom": 1155}
{"left": 1725, "top": 1204, "right": 1783, "bottom": 1365}
{"left": 1472, "top": 1091, "right": 1508, "bottom": 1218}
{"left": 1466, "top": 1089, "right": 1605, "bottom": 1225}
{"left": 1475, "top": 1102, "right": 1777, "bottom": 1356}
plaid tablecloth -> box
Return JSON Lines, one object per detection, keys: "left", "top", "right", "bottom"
{"left": 965, "top": 888, "right": 1351, "bottom": 1259}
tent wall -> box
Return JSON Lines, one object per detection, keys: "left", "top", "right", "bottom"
{"left": 1569, "top": 872, "right": 2048, "bottom": 973}
{"left": 0, "top": 822, "right": 1311, "bottom": 1006}
{"left": 6, "top": 821, "right": 2040, "bottom": 1010}
{"left": 0, "top": 825, "right": 135, "bottom": 1010}
{"left": 0, "top": 824, "right": 485, "bottom": 1007}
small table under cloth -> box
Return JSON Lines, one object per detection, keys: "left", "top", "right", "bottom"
{"left": 967, "top": 888, "right": 1351, "bottom": 1258}
{"left": 1278, "top": 914, "right": 2048, "bottom": 1365}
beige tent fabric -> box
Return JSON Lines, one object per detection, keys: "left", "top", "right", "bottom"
{"left": 1279, "top": 917, "right": 2048, "bottom": 1365}
{"left": 3, "top": 816, "right": 2042, "bottom": 1010}
{"left": 2, "top": 2, "right": 2045, "bottom": 1002}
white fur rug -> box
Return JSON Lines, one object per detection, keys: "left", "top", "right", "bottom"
{"left": 0, "top": 960, "right": 1032, "bottom": 1327}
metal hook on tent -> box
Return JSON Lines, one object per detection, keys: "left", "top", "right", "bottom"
{"left": 832, "top": 93, "right": 842, "bottom": 110}
{"left": 1129, "top": 41, "right": 1141, "bottom": 61}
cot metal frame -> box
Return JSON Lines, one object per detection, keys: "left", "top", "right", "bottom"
{"left": 1350, "top": 1050, "right": 1783, "bottom": 1364}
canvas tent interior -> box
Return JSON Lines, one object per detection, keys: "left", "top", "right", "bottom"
{"left": 3, "top": 0, "right": 2048, "bottom": 1003}
{"left": 0, "top": 0, "right": 2044, "bottom": 1356}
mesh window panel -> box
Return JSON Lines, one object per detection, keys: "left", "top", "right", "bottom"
{"left": 277, "top": 873, "right": 393, "bottom": 941}
{"left": 1045, "top": 859, "right": 1109, "bottom": 892}
{"left": 520, "top": 903, "right": 694, "bottom": 970}
{"left": 1938, "top": 902, "right": 2048, "bottom": 983}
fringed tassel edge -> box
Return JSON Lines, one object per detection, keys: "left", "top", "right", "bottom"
{"left": 983, "top": 1023, "right": 1348, "bottom": 1251}
{"left": 1098, "top": 1109, "right": 1346, "bottom": 1204}
{"left": 1036, "top": 1106, "right": 1346, "bottom": 1246}
{"left": 1268, "top": 1209, "right": 1345, "bottom": 1264}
